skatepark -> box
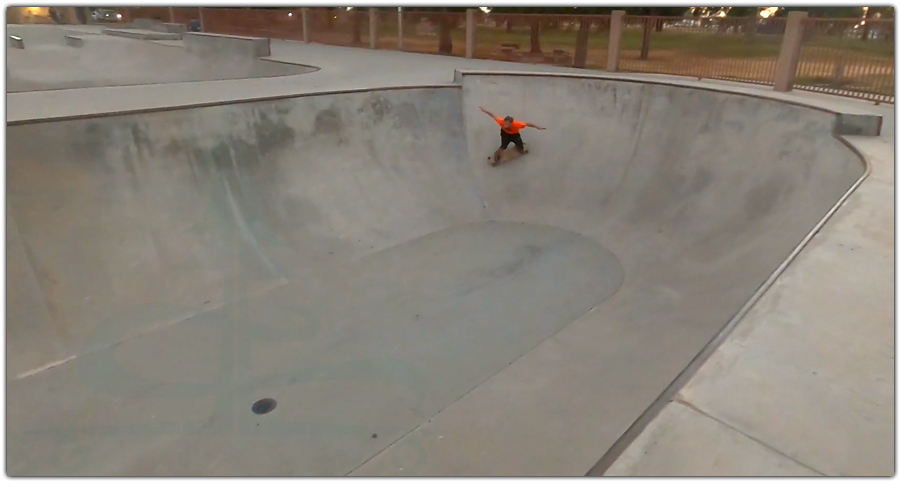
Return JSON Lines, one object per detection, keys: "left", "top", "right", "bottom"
{"left": 5, "top": 23, "right": 894, "bottom": 476}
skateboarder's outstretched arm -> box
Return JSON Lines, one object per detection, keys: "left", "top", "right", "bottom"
{"left": 479, "top": 106, "right": 546, "bottom": 130}
{"left": 479, "top": 106, "right": 498, "bottom": 119}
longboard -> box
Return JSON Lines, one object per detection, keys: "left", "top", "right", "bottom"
{"left": 489, "top": 143, "right": 529, "bottom": 166}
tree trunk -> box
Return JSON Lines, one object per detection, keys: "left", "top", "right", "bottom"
{"left": 573, "top": 18, "right": 590, "bottom": 68}
{"left": 352, "top": 9, "right": 362, "bottom": 44}
{"left": 640, "top": 18, "right": 652, "bottom": 60}
{"left": 651, "top": 7, "right": 663, "bottom": 32}
{"left": 861, "top": 8, "right": 873, "bottom": 40}
{"left": 745, "top": 17, "right": 758, "bottom": 38}
{"left": 8, "top": 7, "right": 22, "bottom": 24}
{"left": 438, "top": 11, "right": 453, "bottom": 54}
{"left": 530, "top": 18, "right": 541, "bottom": 53}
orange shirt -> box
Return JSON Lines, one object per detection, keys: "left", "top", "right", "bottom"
{"left": 495, "top": 117, "right": 527, "bottom": 134}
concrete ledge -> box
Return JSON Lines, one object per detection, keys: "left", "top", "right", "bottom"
{"left": 184, "top": 32, "right": 271, "bottom": 59}
{"left": 129, "top": 18, "right": 160, "bottom": 30}
{"left": 102, "top": 28, "right": 182, "bottom": 41}
{"left": 453, "top": 70, "right": 884, "bottom": 137}
{"left": 133, "top": 18, "right": 161, "bottom": 31}
{"left": 835, "top": 114, "right": 883, "bottom": 137}
{"left": 8, "top": 35, "right": 25, "bottom": 49}
{"left": 160, "top": 22, "right": 187, "bottom": 35}
{"left": 64, "top": 35, "right": 84, "bottom": 48}
{"left": 132, "top": 18, "right": 187, "bottom": 36}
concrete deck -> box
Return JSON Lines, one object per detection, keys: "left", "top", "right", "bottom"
{"left": 5, "top": 25, "right": 315, "bottom": 93}
{"left": 5, "top": 28, "right": 894, "bottom": 477}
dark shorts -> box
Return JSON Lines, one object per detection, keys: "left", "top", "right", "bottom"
{"left": 500, "top": 130, "right": 524, "bottom": 150}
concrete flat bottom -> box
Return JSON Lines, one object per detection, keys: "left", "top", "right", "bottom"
{"left": 6, "top": 55, "right": 875, "bottom": 475}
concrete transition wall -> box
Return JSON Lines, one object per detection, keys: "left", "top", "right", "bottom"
{"left": 5, "top": 76, "right": 867, "bottom": 476}
{"left": 184, "top": 31, "right": 271, "bottom": 59}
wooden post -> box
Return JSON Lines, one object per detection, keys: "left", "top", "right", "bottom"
{"left": 397, "top": 8, "right": 404, "bottom": 50}
{"left": 607, "top": 10, "right": 625, "bottom": 71}
{"left": 301, "top": 8, "right": 310, "bottom": 43}
{"left": 198, "top": 7, "right": 206, "bottom": 32}
{"left": 369, "top": 8, "right": 378, "bottom": 49}
{"left": 773, "top": 11, "right": 808, "bottom": 92}
{"left": 168, "top": 7, "right": 175, "bottom": 23}
{"left": 465, "top": 9, "right": 476, "bottom": 59}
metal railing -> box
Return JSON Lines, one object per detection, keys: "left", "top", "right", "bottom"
{"left": 794, "top": 17, "right": 894, "bottom": 103}
{"left": 122, "top": 7, "right": 201, "bottom": 25}
{"left": 618, "top": 15, "right": 786, "bottom": 86}
{"left": 201, "top": 7, "right": 304, "bottom": 41}
{"left": 114, "top": 8, "right": 894, "bottom": 104}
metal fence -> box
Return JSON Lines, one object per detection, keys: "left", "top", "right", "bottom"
{"left": 305, "top": 8, "right": 369, "bottom": 47}
{"left": 618, "top": 15, "right": 786, "bottom": 86}
{"left": 794, "top": 17, "right": 894, "bottom": 103}
{"left": 201, "top": 7, "right": 304, "bottom": 41}
{"left": 118, "top": 7, "right": 894, "bottom": 104}
{"left": 123, "top": 7, "right": 201, "bottom": 25}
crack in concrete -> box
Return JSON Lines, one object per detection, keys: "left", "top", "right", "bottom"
{"left": 673, "top": 397, "right": 827, "bottom": 476}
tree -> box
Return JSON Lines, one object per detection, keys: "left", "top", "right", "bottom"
{"left": 352, "top": 8, "right": 362, "bottom": 44}
{"left": 413, "top": 6, "right": 466, "bottom": 54}
{"left": 489, "top": 6, "right": 547, "bottom": 54}
{"left": 861, "top": 7, "right": 874, "bottom": 40}
{"left": 631, "top": 6, "right": 690, "bottom": 30}
{"left": 573, "top": 17, "right": 590, "bottom": 67}
{"left": 773, "top": 6, "right": 865, "bottom": 18}
{"left": 529, "top": 16, "right": 540, "bottom": 54}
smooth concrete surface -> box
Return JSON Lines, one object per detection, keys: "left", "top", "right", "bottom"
{"left": 350, "top": 76, "right": 870, "bottom": 476}
{"left": 6, "top": 23, "right": 103, "bottom": 48}
{"left": 6, "top": 76, "right": 870, "bottom": 475}
{"left": 184, "top": 32, "right": 271, "bottom": 59}
{"left": 605, "top": 116, "right": 895, "bottom": 477}
{"left": 5, "top": 30, "right": 891, "bottom": 477}
{"left": 5, "top": 27, "right": 315, "bottom": 92}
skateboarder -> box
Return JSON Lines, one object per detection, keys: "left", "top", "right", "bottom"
{"left": 479, "top": 106, "right": 545, "bottom": 164}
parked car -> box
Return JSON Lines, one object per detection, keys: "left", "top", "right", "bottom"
{"left": 91, "top": 9, "right": 123, "bottom": 22}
